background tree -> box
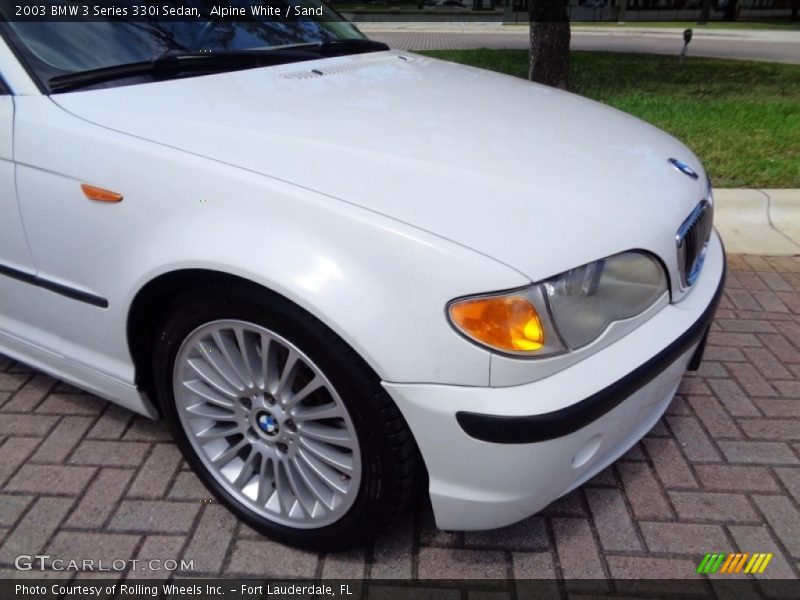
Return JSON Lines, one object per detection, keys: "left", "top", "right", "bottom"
{"left": 699, "top": 0, "right": 712, "bottom": 24}
{"left": 722, "top": 0, "right": 739, "bottom": 21}
{"left": 528, "top": 0, "right": 571, "bottom": 89}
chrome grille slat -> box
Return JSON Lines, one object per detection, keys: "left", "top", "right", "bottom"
{"left": 676, "top": 200, "right": 713, "bottom": 288}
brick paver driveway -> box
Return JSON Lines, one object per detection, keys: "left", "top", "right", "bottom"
{"left": 0, "top": 254, "right": 799, "bottom": 583}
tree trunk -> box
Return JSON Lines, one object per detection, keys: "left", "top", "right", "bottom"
{"left": 699, "top": 0, "right": 712, "bottom": 24}
{"left": 723, "top": 0, "right": 738, "bottom": 21}
{"left": 617, "top": 0, "right": 627, "bottom": 23}
{"left": 528, "top": 0, "right": 571, "bottom": 90}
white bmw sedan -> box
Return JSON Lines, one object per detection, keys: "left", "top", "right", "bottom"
{"left": 0, "top": 2, "right": 724, "bottom": 551}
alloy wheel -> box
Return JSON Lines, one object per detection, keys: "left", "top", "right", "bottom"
{"left": 173, "top": 320, "right": 362, "bottom": 528}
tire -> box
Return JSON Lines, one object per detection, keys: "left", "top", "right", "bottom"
{"left": 153, "top": 285, "right": 419, "bottom": 551}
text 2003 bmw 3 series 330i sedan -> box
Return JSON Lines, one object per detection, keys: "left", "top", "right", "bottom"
{"left": 0, "top": 2, "right": 724, "bottom": 550}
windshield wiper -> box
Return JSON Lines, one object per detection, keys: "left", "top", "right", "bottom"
{"left": 48, "top": 39, "right": 390, "bottom": 93}
{"left": 48, "top": 49, "right": 323, "bottom": 93}
{"left": 310, "top": 38, "right": 390, "bottom": 56}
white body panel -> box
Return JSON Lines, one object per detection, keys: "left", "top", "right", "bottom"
{"left": 0, "top": 95, "right": 32, "bottom": 271}
{"left": 0, "top": 44, "right": 723, "bottom": 531}
{"left": 386, "top": 233, "right": 724, "bottom": 529}
{"left": 8, "top": 93, "right": 528, "bottom": 405}
{"left": 52, "top": 52, "right": 708, "bottom": 297}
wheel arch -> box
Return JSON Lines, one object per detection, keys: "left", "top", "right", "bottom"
{"left": 125, "top": 268, "right": 418, "bottom": 418}
{"left": 128, "top": 269, "right": 229, "bottom": 415}
{"left": 126, "top": 268, "right": 384, "bottom": 418}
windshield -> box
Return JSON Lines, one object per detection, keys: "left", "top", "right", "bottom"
{"left": 1, "top": 1, "right": 365, "bottom": 89}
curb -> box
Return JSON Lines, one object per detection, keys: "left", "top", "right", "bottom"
{"left": 714, "top": 189, "right": 800, "bottom": 256}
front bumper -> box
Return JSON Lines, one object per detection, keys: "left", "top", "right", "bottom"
{"left": 384, "top": 232, "right": 726, "bottom": 531}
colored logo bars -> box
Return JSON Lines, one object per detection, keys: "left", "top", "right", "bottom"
{"left": 697, "top": 552, "right": 773, "bottom": 574}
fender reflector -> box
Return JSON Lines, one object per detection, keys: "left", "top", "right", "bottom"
{"left": 81, "top": 184, "right": 123, "bottom": 203}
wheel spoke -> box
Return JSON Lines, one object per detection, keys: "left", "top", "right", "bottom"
{"left": 197, "top": 423, "right": 242, "bottom": 440}
{"left": 211, "top": 329, "right": 254, "bottom": 389}
{"left": 297, "top": 448, "right": 348, "bottom": 496}
{"left": 283, "top": 457, "right": 317, "bottom": 517}
{"left": 256, "top": 457, "right": 276, "bottom": 506}
{"left": 186, "top": 358, "right": 239, "bottom": 398}
{"left": 276, "top": 350, "right": 302, "bottom": 400}
{"left": 291, "top": 402, "right": 342, "bottom": 422}
{"left": 262, "top": 337, "right": 282, "bottom": 396}
{"left": 232, "top": 448, "right": 259, "bottom": 490}
{"left": 297, "top": 422, "right": 354, "bottom": 448}
{"left": 235, "top": 326, "right": 262, "bottom": 389}
{"left": 210, "top": 438, "right": 247, "bottom": 469}
{"left": 275, "top": 461, "right": 299, "bottom": 517}
{"left": 183, "top": 379, "right": 235, "bottom": 409}
{"left": 196, "top": 338, "right": 246, "bottom": 392}
{"left": 299, "top": 437, "right": 354, "bottom": 472}
{"left": 284, "top": 375, "right": 324, "bottom": 409}
{"left": 185, "top": 402, "right": 238, "bottom": 422}
{"left": 292, "top": 455, "right": 336, "bottom": 510}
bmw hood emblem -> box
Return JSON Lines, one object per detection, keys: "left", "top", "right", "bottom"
{"left": 668, "top": 158, "right": 699, "bottom": 180}
{"left": 257, "top": 413, "right": 279, "bottom": 436}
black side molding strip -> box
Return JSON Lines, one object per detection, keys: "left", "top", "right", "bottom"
{"left": 456, "top": 259, "right": 726, "bottom": 445}
{"left": 0, "top": 263, "right": 109, "bottom": 309}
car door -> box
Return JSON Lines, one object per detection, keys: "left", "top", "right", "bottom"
{"left": 0, "top": 84, "right": 33, "bottom": 269}
{"left": 0, "top": 80, "right": 40, "bottom": 334}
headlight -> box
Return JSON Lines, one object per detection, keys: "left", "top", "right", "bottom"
{"left": 544, "top": 251, "right": 667, "bottom": 349}
{"left": 448, "top": 251, "right": 667, "bottom": 357}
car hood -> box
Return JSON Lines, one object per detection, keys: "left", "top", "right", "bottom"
{"left": 53, "top": 50, "right": 709, "bottom": 283}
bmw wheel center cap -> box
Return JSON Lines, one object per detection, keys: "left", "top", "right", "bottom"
{"left": 257, "top": 413, "right": 279, "bottom": 436}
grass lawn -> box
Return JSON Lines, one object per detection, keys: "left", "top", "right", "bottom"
{"left": 502, "top": 21, "right": 800, "bottom": 30}
{"left": 419, "top": 50, "right": 800, "bottom": 188}
{"left": 569, "top": 21, "right": 800, "bottom": 30}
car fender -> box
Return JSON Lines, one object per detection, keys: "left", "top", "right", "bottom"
{"left": 13, "top": 96, "right": 529, "bottom": 392}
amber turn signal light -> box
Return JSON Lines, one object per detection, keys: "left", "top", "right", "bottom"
{"left": 449, "top": 295, "right": 545, "bottom": 352}
{"left": 81, "top": 184, "right": 123, "bottom": 203}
